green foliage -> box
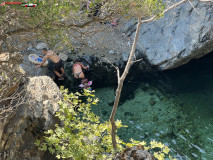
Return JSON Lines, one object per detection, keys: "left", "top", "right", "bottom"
{"left": 123, "top": 139, "right": 176, "bottom": 160}
{"left": 101, "top": 0, "right": 166, "bottom": 19}
{"left": 36, "top": 88, "right": 175, "bottom": 160}
{"left": 36, "top": 88, "right": 126, "bottom": 160}
{"left": 1, "top": 0, "right": 166, "bottom": 49}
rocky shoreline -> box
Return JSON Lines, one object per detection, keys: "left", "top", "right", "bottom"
{"left": 0, "top": 0, "right": 213, "bottom": 159}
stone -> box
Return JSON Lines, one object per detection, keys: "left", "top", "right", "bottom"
{"left": 109, "top": 50, "right": 115, "bottom": 55}
{"left": 0, "top": 53, "right": 9, "bottom": 61}
{"left": 127, "top": 41, "right": 131, "bottom": 47}
{"left": 149, "top": 98, "right": 156, "bottom": 106}
{"left": 36, "top": 43, "right": 47, "bottom": 50}
{"left": 116, "top": 145, "right": 153, "bottom": 160}
{"left": 27, "top": 46, "right": 33, "bottom": 51}
{"left": 122, "top": 52, "right": 129, "bottom": 61}
{"left": 59, "top": 53, "right": 68, "bottom": 61}
{"left": 20, "top": 52, "right": 49, "bottom": 77}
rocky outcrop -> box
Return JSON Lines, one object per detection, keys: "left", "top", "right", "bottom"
{"left": 0, "top": 52, "right": 25, "bottom": 99}
{"left": 0, "top": 76, "right": 61, "bottom": 160}
{"left": 69, "top": 0, "right": 213, "bottom": 70}
{"left": 4, "top": 1, "right": 213, "bottom": 73}
{"left": 3, "top": 1, "right": 212, "bottom": 85}
{"left": 124, "top": 0, "right": 213, "bottom": 70}
{"left": 115, "top": 145, "right": 153, "bottom": 160}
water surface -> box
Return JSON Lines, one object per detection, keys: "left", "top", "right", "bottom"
{"left": 92, "top": 52, "right": 213, "bottom": 160}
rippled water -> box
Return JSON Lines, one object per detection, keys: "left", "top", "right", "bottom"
{"left": 91, "top": 52, "right": 213, "bottom": 159}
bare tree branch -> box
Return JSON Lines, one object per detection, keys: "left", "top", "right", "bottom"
{"left": 104, "top": 58, "right": 120, "bottom": 79}
{"left": 188, "top": 0, "right": 207, "bottom": 19}
{"left": 0, "top": 88, "right": 28, "bottom": 120}
{"left": 130, "top": 58, "right": 143, "bottom": 64}
{"left": 142, "top": 0, "right": 188, "bottom": 23}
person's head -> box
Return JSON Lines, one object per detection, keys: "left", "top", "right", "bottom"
{"left": 42, "top": 48, "right": 48, "bottom": 54}
{"left": 73, "top": 58, "right": 82, "bottom": 63}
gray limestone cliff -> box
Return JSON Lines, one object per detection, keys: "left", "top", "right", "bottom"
{"left": 70, "top": 0, "right": 213, "bottom": 70}
{"left": 0, "top": 76, "right": 61, "bottom": 160}
{"left": 132, "top": 0, "right": 213, "bottom": 69}
{"left": 6, "top": 1, "right": 213, "bottom": 72}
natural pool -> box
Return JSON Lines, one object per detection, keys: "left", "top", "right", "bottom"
{"left": 91, "top": 52, "right": 213, "bottom": 160}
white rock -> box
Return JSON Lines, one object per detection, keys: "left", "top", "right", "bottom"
{"left": 59, "top": 53, "right": 68, "bottom": 61}
{"left": 109, "top": 50, "right": 115, "bottom": 55}
{"left": 36, "top": 43, "right": 47, "bottom": 50}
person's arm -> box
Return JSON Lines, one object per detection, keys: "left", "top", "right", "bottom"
{"left": 36, "top": 55, "right": 48, "bottom": 68}
{"left": 81, "top": 63, "right": 89, "bottom": 69}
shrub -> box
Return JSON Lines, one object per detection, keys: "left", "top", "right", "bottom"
{"left": 36, "top": 88, "right": 176, "bottom": 160}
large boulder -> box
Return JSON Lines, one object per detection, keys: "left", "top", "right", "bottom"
{"left": 127, "top": 0, "right": 213, "bottom": 70}
{"left": 0, "top": 76, "right": 61, "bottom": 160}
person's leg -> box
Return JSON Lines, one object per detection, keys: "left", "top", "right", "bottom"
{"left": 60, "top": 67, "right": 65, "bottom": 75}
{"left": 54, "top": 70, "right": 62, "bottom": 77}
{"left": 79, "top": 72, "right": 85, "bottom": 79}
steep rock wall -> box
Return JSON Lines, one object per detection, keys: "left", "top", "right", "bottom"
{"left": 125, "top": 0, "right": 213, "bottom": 69}
{"left": 69, "top": 0, "right": 213, "bottom": 70}
{"left": 0, "top": 76, "right": 61, "bottom": 160}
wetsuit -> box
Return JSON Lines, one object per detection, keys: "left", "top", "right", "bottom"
{"left": 54, "top": 59, "right": 63, "bottom": 71}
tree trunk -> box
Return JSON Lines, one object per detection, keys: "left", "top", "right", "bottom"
{"left": 110, "top": 17, "right": 142, "bottom": 150}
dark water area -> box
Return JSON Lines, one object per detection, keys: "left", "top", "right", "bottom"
{"left": 163, "top": 52, "right": 213, "bottom": 119}
{"left": 90, "top": 51, "right": 213, "bottom": 160}
{"left": 61, "top": 51, "right": 213, "bottom": 159}
{"left": 164, "top": 52, "right": 213, "bottom": 94}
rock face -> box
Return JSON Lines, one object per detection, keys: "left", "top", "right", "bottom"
{"left": 5, "top": 1, "right": 213, "bottom": 73}
{"left": 21, "top": 42, "right": 50, "bottom": 77}
{"left": 0, "top": 52, "right": 25, "bottom": 99}
{"left": 0, "top": 76, "right": 61, "bottom": 160}
{"left": 127, "top": 0, "right": 213, "bottom": 70}
{"left": 115, "top": 145, "right": 153, "bottom": 160}
{"left": 68, "top": 0, "right": 213, "bottom": 70}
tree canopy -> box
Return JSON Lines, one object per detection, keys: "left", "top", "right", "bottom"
{"left": 0, "top": 0, "right": 167, "bottom": 51}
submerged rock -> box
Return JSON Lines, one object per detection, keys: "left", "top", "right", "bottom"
{"left": 149, "top": 97, "right": 156, "bottom": 106}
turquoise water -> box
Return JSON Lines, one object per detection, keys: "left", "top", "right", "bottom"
{"left": 91, "top": 53, "right": 213, "bottom": 159}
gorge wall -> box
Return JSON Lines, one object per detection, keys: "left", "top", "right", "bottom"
{"left": 0, "top": 0, "right": 213, "bottom": 159}
{"left": 0, "top": 76, "right": 61, "bottom": 160}
{"left": 70, "top": 0, "right": 213, "bottom": 70}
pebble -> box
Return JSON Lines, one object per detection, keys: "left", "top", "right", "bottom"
{"left": 109, "top": 50, "right": 115, "bottom": 54}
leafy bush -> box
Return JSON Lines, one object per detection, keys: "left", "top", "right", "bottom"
{"left": 36, "top": 88, "right": 176, "bottom": 160}
{"left": 36, "top": 88, "right": 125, "bottom": 159}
